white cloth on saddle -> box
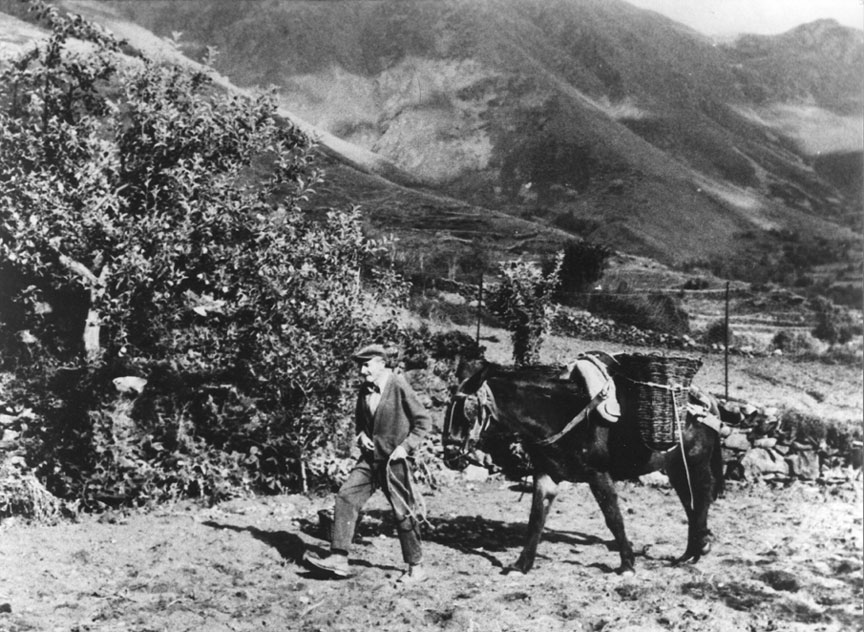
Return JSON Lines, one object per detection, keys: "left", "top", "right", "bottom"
{"left": 686, "top": 386, "right": 724, "bottom": 435}
{"left": 567, "top": 354, "right": 620, "bottom": 423}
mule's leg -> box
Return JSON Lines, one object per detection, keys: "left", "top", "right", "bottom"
{"left": 587, "top": 471, "right": 636, "bottom": 574}
{"left": 667, "top": 436, "right": 715, "bottom": 564}
{"left": 510, "top": 472, "right": 558, "bottom": 574}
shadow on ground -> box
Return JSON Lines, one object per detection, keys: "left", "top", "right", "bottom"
{"left": 292, "top": 508, "right": 621, "bottom": 571}
{"left": 202, "top": 520, "right": 307, "bottom": 563}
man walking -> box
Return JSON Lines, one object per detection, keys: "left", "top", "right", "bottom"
{"left": 305, "top": 344, "right": 431, "bottom": 583}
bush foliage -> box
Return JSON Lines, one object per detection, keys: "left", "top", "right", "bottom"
{"left": 544, "top": 240, "right": 612, "bottom": 306}
{"left": 809, "top": 297, "right": 862, "bottom": 347}
{"left": 487, "top": 255, "right": 562, "bottom": 366}
{"left": 0, "top": 2, "right": 407, "bottom": 508}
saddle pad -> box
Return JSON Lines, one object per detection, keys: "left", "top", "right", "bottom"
{"left": 687, "top": 387, "right": 724, "bottom": 435}
{"left": 567, "top": 353, "right": 621, "bottom": 422}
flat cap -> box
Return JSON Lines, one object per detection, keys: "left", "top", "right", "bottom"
{"left": 351, "top": 343, "right": 387, "bottom": 363}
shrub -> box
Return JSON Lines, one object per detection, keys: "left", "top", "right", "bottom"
{"left": 810, "top": 341, "right": 864, "bottom": 366}
{"left": 772, "top": 330, "right": 820, "bottom": 355}
{"left": 487, "top": 255, "right": 562, "bottom": 366}
{"left": 588, "top": 289, "right": 690, "bottom": 336}
{"left": 428, "top": 330, "right": 484, "bottom": 363}
{"left": 543, "top": 240, "right": 612, "bottom": 306}
{"left": 703, "top": 320, "right": 734, "bottom": 347}
{"left": 0, "top": 2, "right": 407, "bottom": 507}
{"left": 779, "top": 409, "right": 862, "bottom": 459}
{"left": 391, "top": 326, "right": 482, "bottom": 371}
{"left": 682, "top": 277, "right": 711, "bottom": 290}
{"left": 810, "top": 297, "right": 862, "bottom": 347}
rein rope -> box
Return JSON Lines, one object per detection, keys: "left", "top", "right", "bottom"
{"left": 672, "top": 389, "right": 695, "bottom": 511}
{"left": 385, "top": 453, "right": 432, "bottom": 530}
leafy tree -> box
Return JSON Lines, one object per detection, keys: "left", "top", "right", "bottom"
{"left": 0, "top": 1, "right": 405, "bottom": 505}
{"left": 810, "top": 296, "right": 861, "bottom": 347}
{"left": 486, "top": 255, "right": 562, "bottom": 366}
{"left": 544, "top": 240, "right": 612, "bottom": 306}
{"left": 703, "top": 319, "right": 733, "bottom": 347}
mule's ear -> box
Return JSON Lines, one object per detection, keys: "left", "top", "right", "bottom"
{"left": 461, "top": 360, "right": 491, "bottom": 394}
{"left": 455, "top": 357, "right": 485, "bottom": 383}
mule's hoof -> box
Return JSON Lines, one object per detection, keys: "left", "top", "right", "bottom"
{"left": 699, "top": 540, "right": 712, "bottom": 556}
{"left": 503, "top": 565, "right": 527, "bottom": 577}
{"left": 672, "top": 551, "right": 699, "bottom": 566}
{"left": 617, "top": 567, "right": 636, "bottom": 578}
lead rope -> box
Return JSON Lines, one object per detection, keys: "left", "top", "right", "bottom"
{"left": 386, "top": 453, "right": 433, "bottom": 530}
{"left": 673, "top": 388, "right": 694, "bottom": 511}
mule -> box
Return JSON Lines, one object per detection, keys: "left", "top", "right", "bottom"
{"left": 442, "top": 358, "right": 724, "bottom": 575}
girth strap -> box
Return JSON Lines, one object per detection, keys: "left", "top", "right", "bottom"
{"left": 533, "top": 388, "right": 608, "bottom": 447}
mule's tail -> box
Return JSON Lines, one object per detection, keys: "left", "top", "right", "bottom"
{"left": 711, "top": 431, "right": 725, "bottom": 500}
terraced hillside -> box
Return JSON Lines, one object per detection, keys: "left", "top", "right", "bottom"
{"left": 28, "top": 0, "right": 863, "bottom": 275}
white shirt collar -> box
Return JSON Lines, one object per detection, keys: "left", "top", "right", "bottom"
{"left": 373, "top": 369, "right": 392, "bottom": 393}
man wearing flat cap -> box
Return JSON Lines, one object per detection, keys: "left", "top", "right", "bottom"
{"left": 306, "top": 343, "right": 431, "bottom": 583}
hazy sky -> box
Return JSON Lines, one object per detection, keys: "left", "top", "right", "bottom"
{"left": 625, "top": 0, "right": 864, "bottom": 36}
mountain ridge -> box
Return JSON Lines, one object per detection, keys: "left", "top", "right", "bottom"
{"left": 2, "top": 0, "right": 861, "bottom": 279}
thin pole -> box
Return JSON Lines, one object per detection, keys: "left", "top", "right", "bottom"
{"left": 476, "top": 271, "right": 483, "bottom": 346}
{"left": 724, "top": 281, "right": 730, "bottom": 400}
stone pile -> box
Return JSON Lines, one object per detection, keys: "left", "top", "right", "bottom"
{"left": 717, "top": 400, "right": 861, "bottom": 484}
{"left": 552, "top": 310, "right": 703, "bottom": 351}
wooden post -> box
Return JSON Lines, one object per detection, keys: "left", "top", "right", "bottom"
{"left": 476, "top": 272, "right": 483, "bottom": 346}
{"left": 724, "top": 281, "right": 730, "bottom": 400}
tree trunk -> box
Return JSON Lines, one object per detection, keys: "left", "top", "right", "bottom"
{"left": 58, "top": 254, "right": 108, "bottom": 366}
{"left": 512, "top": 325, "right": 542, "bottom": 366}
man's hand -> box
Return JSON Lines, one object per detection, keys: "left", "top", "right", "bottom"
{"left": 389, "top": 444, "right": 408, "bottom": 461}
{"left": 356, "top": 432, "right": 374, "bottom": 453}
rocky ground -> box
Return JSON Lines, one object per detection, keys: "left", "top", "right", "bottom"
{"left": 0, "top": 326, "right": 861, "bottom": 632}
{"left": 0, "top": 474, "right": 860, "bottom": 632}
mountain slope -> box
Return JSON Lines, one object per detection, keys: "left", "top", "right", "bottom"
{"left": 0, "top": 1, "right": 574, "bottom": 273}
{"left": 5, "top": 0, "right": 862, "bottom": 273}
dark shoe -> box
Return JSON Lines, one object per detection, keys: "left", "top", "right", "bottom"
{"left": 396, "top": 564, "right": 427, "bottom": 584}
{"left": 304, "top": 552, "right": 351, "bottom": 578}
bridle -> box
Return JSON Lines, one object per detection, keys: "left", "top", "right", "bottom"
{"left": 443, "top": 380, "right": 497, "bottom": 467}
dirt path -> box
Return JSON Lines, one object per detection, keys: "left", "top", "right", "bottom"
{"left": 0, "top": 474, "right": 861, "bottom": 632}
{"left": 1, "top": 329, "right": 860, "bottom": 632}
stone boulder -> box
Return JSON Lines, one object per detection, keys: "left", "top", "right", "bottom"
{"left": 740, "top": 447, "right": 790, "bottom": 480}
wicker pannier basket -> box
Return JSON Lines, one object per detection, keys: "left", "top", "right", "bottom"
{"left": 614, "top": 353, "right": 703, "bottom": 451}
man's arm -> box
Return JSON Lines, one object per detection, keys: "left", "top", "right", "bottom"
{"left": 354, "top": 395, "right": 374, "bottom": 453}
{"left": 398, "top": 376, "right": 431, "bottom": 454}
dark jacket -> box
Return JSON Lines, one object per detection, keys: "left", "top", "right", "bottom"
{"left": 355, "top": 372, "right": 431, "bottom": 462}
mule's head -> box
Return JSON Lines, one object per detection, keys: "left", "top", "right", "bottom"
{"left": 442, "top": 361, "right": 498, "bottom": 470}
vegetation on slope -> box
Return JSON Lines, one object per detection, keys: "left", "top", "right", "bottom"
{"left": 80, "top": 0, "right": 863, "bottom": 284}
{"left": 0, "top": 1, "right": 417, "bottom": 508}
